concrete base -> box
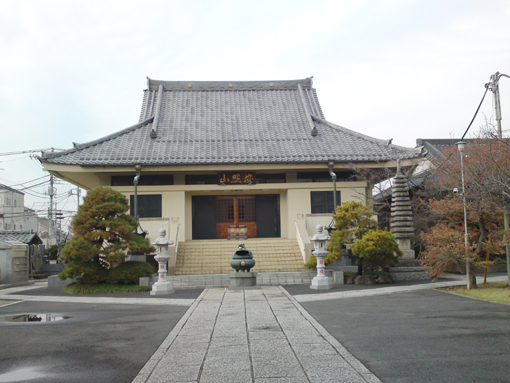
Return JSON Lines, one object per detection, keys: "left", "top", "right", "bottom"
{"left": 229, "top": 272, "right": 258, "bottom": 290}
{"left": 400, "top": 249, "right": 415, "bottom": 260}
{"left": 47, "top": 275, "right": 76, "bottom": 289}
{"left": 310, "top": 276, "right": 332, "bottom": 290}
{"left": 328, "top": 270, "right": 344, "bottom": 285}
{"left": 40, "top": 263, "right": 65, "bottom": 276}
{"left": 150, "top": 281, "right": 174, "bottom": 295}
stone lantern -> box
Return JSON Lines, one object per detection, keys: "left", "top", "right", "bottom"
{"left": 150, "top": 227, "right": 174, "bottom": 295}
{"left": 310, "top": 223, "right": 332, "bottom": 290}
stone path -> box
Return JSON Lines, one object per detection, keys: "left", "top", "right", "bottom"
{"left": 133, "top": 286, "right": 380, "bottom": 383}
{"left": 293, "top": 274, "right": 509, "bottom": 303}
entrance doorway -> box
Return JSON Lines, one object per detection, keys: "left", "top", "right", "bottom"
{"left": 216, "top": 196, "right": 257, "bottom": 238}
{"left": 191, "top": 194, "right": 280, "bottom": 240}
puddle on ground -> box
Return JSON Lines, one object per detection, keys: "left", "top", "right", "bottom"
{"left": 0, "top": 367, "right": 48, "bottom": 382}
{"left": 0, "top": 313, "right": 70, "bottom": 323}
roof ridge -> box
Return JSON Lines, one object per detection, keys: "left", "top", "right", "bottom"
{"left": 146, "top": 77, "right": 314, "bottom": 91}
{"left": 311, "top": 116, "right": 424, "bottom": 155}
{"left": 41, "top": 117, "right": 154, "bottom": 160}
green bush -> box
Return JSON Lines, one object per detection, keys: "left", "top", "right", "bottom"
{"left": 63, "top": 283, "right": 152, "bottom": 294}
{"left": 106, "top": 261, "right": 155, "bottom": 285}
{"left": 351, "top": 229, "right": 402, "bottom": 272}
{"left": 80, "top": 261, "right": 109, "bottom": 285}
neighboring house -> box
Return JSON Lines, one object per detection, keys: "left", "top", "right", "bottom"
{"left": 0, "top": 231, "right": 43, "bottom": 246}
{"left": 0, "top": 185, "right": 38, "bottom": 232}
{"left": 39, "top": 77, "right": 424, "bottom": 248}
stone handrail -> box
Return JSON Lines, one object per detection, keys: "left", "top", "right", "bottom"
{"left": 167, "top": 218, "right": 180, "bottom": 275}
{"left": 295, "top": 214, "right": 312, "bottom": 264}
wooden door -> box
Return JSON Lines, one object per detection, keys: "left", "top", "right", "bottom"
{"left": 216, "top": 196, "right": 257, "bottom": 239}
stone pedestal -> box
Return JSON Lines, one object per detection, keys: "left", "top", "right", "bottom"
{"left": 229, "top": 272, "right": 258, "bottom": 290}
{"left": 310, "top": 274, "right": 332, "bottom": 290}
{"left": 396, "top": 239, "right": 415, "bottom": 259}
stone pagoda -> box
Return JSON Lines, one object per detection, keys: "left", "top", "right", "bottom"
{"left": 390, "top": 161, "right": 415, "bottom": 259}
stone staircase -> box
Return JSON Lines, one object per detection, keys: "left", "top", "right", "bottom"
{"left": 175, "top": 238, "right": 306, "bottom": 275}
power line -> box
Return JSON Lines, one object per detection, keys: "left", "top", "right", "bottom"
{"left": 460, "top": 86, "right": 490, "bottom": 141}
{"left": 0, "top": 148, "right": 64, "bottom": 157}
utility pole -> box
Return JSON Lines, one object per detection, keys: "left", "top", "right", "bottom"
{"left": 55, "top": 208, "right": 63, "bottom": 243}
{"left": 47, "top": 176, "right": 54, "bottom": 247}
{"left": 69, "top": 187, "right": 81, "bottom": 212}
{"left": 488, "top": 72, "right": 510, "bottom": 285}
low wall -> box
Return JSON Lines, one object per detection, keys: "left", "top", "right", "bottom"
{"left": 141, "top": 270, "right": 344, "bottom": 289}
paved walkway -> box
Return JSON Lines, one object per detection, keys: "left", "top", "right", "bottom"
{"left": 133, "top": 286, "right": 380, "bottom": 383}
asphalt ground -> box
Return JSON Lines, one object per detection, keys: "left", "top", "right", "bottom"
{"left": 0, "top": 287, "right": 203, "bottom": 383}
{"left": 287, "top": 280, "right": 510, "bottom": 383}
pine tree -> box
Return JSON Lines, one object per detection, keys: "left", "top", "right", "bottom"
{"left": 59, "top": 187, "right": 155, "bottom": 281}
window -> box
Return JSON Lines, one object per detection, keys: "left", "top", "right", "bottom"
{"left": 112, "top": 175, "right": 173, "bottom": 186}
{"left": 14, "top": 200, "right": 17, "bottom": 207}
{"left": 298, "top": 172, "right": 331, "bottom": 183}
{"left": 310, "top": 191, "right": 341, "bottom": 214}
{"left": 130, "top": 195, "right": 162, "bottom": 218}
{"left": 185, "top": 174, "right": 217, "bottom": 185}
{"left": 256, "top": 173, "right": 286, "bottom": 183}
{"left": 298, "top": 171, "right": 355, "bottom": 182}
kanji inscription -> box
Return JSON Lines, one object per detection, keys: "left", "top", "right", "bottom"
{"left": 218, "top": 172, "right": 256, "bottom": 185}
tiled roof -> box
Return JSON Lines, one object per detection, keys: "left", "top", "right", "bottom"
{"left": 416, "top": 138, "right": 475, "bottom": 162}
{"left": 41, "top": 78, "right": 424, "bottom": 166}
{"left": 0, "top": 231, "right": 42, "bottom": 245}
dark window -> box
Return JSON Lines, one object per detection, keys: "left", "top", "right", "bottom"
{"left": 256, "top": 173, "right": 286, "bottom": 183}
{"left": 298, "top": 172, "right": 332, "bottom": 183}
{"left": 310, "top": 191, "right": 341, "bottom": 214}
{"left": 298, "top": 171, "right": 355, "bottom": 183}
{"left": 185, "top": 175, "right": 217, "bottom": 185}
{"left": 112, "top": 175, "right": 173, "bottom": 186}
{"left": 130, "top": 195, "right": 162, "bottom": 218}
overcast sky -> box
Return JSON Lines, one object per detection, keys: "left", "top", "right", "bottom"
{"left": 1, "top": 0, "right": 509, "bottom": 218}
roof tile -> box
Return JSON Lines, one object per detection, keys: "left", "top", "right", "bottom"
{"left": 42, "top": 78, "right": 423, "bottom": 166}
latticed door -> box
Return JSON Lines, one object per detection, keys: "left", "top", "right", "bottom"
{"left": 216, "top": 196, "right": 257, "bottom": 238}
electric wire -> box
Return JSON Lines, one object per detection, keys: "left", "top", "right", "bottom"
{"left": 460, "top": 86, "right": 490, "bottom": 141}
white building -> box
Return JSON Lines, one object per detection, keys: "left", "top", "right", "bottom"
{"left": 0, "top": 185, "right": 38, "bottom": 233}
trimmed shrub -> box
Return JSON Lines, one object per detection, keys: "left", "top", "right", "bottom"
{"left": 107, "top": 261, "right": 155, "bottom": 285}
{"left": 351, "top": 229, "right": 402, "bottom": 272}
{"left": 80, "top": 261, "right": 109, "bottom": 285}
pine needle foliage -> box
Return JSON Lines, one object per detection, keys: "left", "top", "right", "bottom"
{"left": 305, "top": 201, "right": 378, "bottom": 269}
{"left": 350, "top": 229, "right": 402, "bottom": 271}
{"left": 59, "top": 187, "right": 155, "bottom": 281}
{"left": 327, "top": 201, "right": 378, "bottom": 261}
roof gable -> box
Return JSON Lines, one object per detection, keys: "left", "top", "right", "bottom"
{"left": 0, "top": 231, "right": 42, "bottom": 245}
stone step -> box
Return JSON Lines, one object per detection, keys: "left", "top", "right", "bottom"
{"left": 175, "top": 238, "right": 306, "bottom": 275}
